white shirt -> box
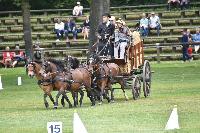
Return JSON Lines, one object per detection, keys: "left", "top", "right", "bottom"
{"left": 140, "top": 18, "right": 149, "bottom": 28}
{"left": 73, "top": 5, "right": 83, "bottom": 15}
{"left": 149, "top": 15, "right": 160, "bottom": 28}
{"left": 55, "top": 22, "right": 64, "bottom": 30}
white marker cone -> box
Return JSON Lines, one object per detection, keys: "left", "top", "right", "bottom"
{"left": 73, "top": 111, "right": 88, "bottom": 133}
{"left": 165, "top": 105, "right": 180, "bottom": 130}
{"left": 17, "top": 77, "right": 22, "bottom": 86}
{"left": 0, "top": 76, "right": 3, "bottom": 90}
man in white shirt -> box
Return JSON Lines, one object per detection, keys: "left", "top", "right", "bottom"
{"left": 73, "top": 2, "right": 83, "bottom": 16}
{"left": 149, "top": 12, "right": 161, "bottom": 36}
{"left": 54, "top": 18, "right": 64, "bottom": 42}
{"left": 140, "top": 13, "right": 149, "bottom": 37}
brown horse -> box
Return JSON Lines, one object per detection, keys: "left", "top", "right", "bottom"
{"left": 27, "top": 61, "right": 72, "bottom": 108}
{"left": 44, "top": 59, "right": 95, "bottom": 107}
{"left": 88, "top": 54, "right": 128, "bottom": 104}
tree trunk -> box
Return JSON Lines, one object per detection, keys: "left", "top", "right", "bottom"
{"left": 22, "top": 0, "right": 33, "bottom": 60}
{"left": 89, "top": 0, "right": 110, "bottom": 51}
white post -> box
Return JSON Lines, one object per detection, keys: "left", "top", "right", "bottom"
{"left": 17, "top": 76, "right": 22, "bottom": 86}
{"left": 0, "top": 75, "right": 3, "bottom": 90}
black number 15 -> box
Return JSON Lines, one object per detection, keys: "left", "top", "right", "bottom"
{"left": 49, "top": 125, "right": 61, "bottom": 133}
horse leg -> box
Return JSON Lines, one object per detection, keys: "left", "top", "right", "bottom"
{"left": 98, "top": 87, "right": 104, "bottom": 105}
{"left": 54, "top": 91, "right": 62, "bottom": 109}
{"left": 61, "top": 96, "right": 65, "bottom": 107}
{"left": 79, "top": 90, "right": 84, "bottom": 107}
{"left": 44, "top": 93, "right": 49, "bottom": 108}
{"left": 86, "top": 90, "right": 95, "bottom": 106}
{"left": 110, "top": 88, "right": 115, "bottom": 102}
{"left": 72, "top": 92, "right": 77, "bottom": 107}
{"left": 104, "top": 89, "right": 111, "bottom": 103}
{"left": 48, "top": 94, "right": 55, "bottom": 105}
{"left": 119, "top": 79, "right": 129, "bottom": 101}
{"left": 108, "top": 83, "right": 115, "bottom": 102}
{"left": 75, "top": 92, "right": 79, "bottom": 106}
{"left": 62, "top": 91, "right": 72, "bottom": 108}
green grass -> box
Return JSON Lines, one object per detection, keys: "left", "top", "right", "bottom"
{"left": 0, "top": 61, "right": 200, "bottom": 133}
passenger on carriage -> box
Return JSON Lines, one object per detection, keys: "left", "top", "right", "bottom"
{"left": 114, "top": 19, "right": 130, "bottom": 59}
{"left": 96, "top": 13, "right": 115, "bottom": 57}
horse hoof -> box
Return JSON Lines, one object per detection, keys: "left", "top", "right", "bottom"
{"left": 98, "top": 102, "right": 102, "bottom": 105}
{"left": 111, "top": 100, "right": 115, "bottom": 103}
{"left": 45, "top": 103, "right": 49, "bottom": 108}
{"left": 61, "top": 103, "right": 65, "bottom": 107}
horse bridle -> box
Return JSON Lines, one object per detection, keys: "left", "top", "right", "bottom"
{"left": 27, "top": 62, "right": 36, "bottom": 73}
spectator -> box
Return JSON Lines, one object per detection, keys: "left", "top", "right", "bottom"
{"left": 54, "top": 18, "right": 64, "bottom": 42}
{"left": 82, "top": 16, "right": 90, "bottom": 40}
{"left": 139, "top": 13, "right": 149, "bottom": 37}
{"left": 12, "top": 46, "right": 26, "bottom": 67}
{"left": 181, "top": 29, "right": 189, "bottom": 62}
{"left": 192, "top": 28, "right": 200, "bottom": 53}
{"left": 64, "top": 18, "right": 77, "bottom": 42}
{"left": 149, "top": 12, "right": 161, "bottom": 36}
{"left": 187, "top": 29, "right": 192, "bottom": 42}
{"left": 167, "top": 0, "right": 180, "bottom": 10}
{"left": 73, "top": 2, "right": 83, "bottom": 16}
{"left": 188, "top": 46, "right": 193, "bottom": 60}
{"left": 114, "top": 20, "right": 130, "bottom": 59}
{"left": 2, "top": 46, "right": 14, "bottom": 68}
{"left": 180, "top": 0, "right": 189, "bottom": 10}
{"left": 109, "top": 16, "right": 116, "bottom": 26}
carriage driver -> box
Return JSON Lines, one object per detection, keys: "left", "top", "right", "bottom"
{"left": 96, "top": 13, "right": 115, "bottom": 56}
{"left": 114, "top": 19, "right": 130, "bottom": 59}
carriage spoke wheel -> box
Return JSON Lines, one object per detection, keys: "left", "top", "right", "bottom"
{"left": 132, "top": 75, "right": 141, "bottom": 100}
{"left": 142, "top": 60, "right": 152, "bottom": 98}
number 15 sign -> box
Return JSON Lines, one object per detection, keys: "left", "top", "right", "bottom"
{"left": 47, "top": 122, "right": 62, "bottom": 133}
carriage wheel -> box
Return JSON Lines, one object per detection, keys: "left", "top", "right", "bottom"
{"left": 132, "top": 75, "right": 141, "bottom": 100}
{"left": 142, "top": 60, "right": 151, "bottom": 98}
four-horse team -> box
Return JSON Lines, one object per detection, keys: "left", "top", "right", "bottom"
{"left": 27, "top": 13, "right": 152, "bottom": 109}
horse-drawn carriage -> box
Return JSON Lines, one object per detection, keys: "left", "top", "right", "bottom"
{"left": 91, "top": 30, "right": 152, "bottom": 100}
{"left": 27, "top": 30, "right": 151, "bottom": 108}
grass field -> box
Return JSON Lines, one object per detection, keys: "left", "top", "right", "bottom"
{"left": 0, "top": 61, "right": 200, "bottom": 133}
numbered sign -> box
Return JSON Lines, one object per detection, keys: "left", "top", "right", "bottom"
{"left": 47, "top": 122, "right": 62, "bottom": 133}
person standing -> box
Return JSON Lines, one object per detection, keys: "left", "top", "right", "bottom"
{"left": 114, "top": 20, "right": 130, "bottom": 59}
{"left": 96, "top": 13, "right": 115, "bottom": 56}
{"left": 181, "top": 29, "right": 189, "bottom": 62}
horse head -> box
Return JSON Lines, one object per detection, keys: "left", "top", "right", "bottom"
{"left": 87, "top": 54, "right": 102, "bottom": 74}
{"left": 27, "top": 62, "right": 35, "bottom": 78}
{"left": 27, "top": 61, "right": 45, "bottom": 79}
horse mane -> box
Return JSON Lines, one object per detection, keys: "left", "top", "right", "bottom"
{"left": 47, "top": 58, "right": 65, "bottom": 72}
{"left": 64, "top": 56, "right": 80, "bottom": 69}
{"left": 71, "top": 57, "right": 80, "bottom": 69}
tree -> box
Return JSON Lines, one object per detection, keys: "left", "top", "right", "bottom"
{"left": 22, "top": 0, "right": 33, "bottom": 60}
{"left": 89, "top": 0, "right": 110, "bottom": 51}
